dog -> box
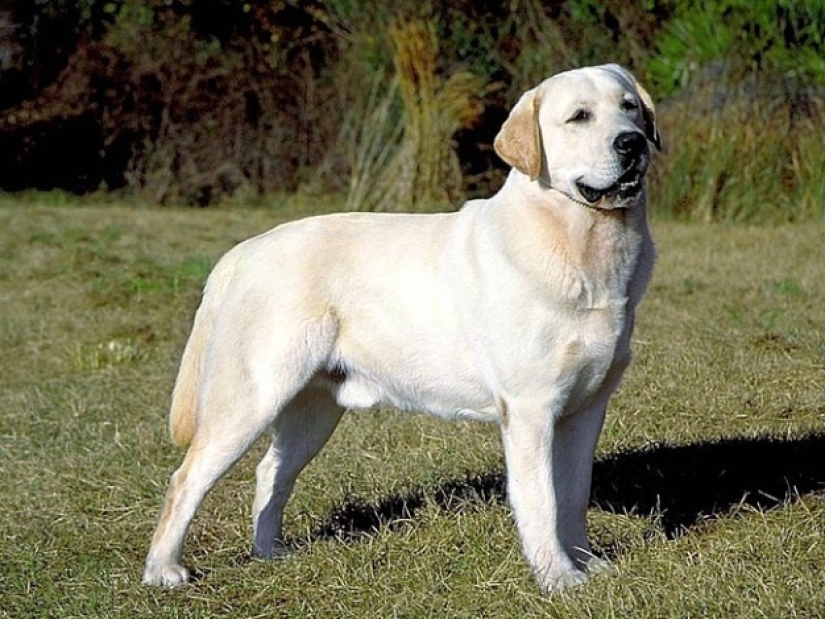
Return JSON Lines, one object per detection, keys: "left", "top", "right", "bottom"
{"left": 143, "top": 64, "right": 659, "bottom": 592}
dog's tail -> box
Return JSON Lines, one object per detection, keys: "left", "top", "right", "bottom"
{"left": 168, "top": 258, "right": 234, "bottom": 448}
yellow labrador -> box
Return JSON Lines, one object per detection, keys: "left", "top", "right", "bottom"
{"left": 143, "top": 64, "right": 659, "bottom": 592}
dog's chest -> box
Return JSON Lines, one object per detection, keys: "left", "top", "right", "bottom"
{"left": 562, "top": 302, "right": 626, "bottom": 396}
{"left": 551, "top": 256, "right": 634, "bottom": 401}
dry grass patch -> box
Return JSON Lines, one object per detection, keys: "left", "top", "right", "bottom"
{"left": 1, "top": 200, "right": 824, "bottom": 617}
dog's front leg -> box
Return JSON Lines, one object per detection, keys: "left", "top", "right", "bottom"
{"left": 551, "top": 402, "right": 608, "bottom": 573}
{"left": 552, "top": 355, "right": 631, "bottom": 575}
{"left": 500, "top": 401, "right": 589, "bottom": 592}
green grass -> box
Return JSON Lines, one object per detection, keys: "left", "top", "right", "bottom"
{"left": 1, "top": 199, "right": 824, "bottom": 618}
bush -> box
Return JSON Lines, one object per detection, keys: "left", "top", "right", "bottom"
{"left": 105, "top": 0, "right": 346, "bottom": 204}
{"left": 650, "top": 92, "right": 825, "bottom": 222}
{"left": 1, "top": 0, "right": 824, "bottom": 219}
{"left": 649, "top": 0, "right": 825, "bottom": 98}
{"left": 647, "top": 0, "right": 825, "bottom": 221}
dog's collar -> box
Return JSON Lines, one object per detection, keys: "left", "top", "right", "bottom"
{"left": 549, "top": 185, "right": 605, "bottom": 210}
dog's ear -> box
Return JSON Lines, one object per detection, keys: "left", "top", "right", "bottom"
{"left": 634, "top": 81, "right": 661, "bottom": 151}
{"left": 494, "top": 86, "right": 543, "bottom": 180}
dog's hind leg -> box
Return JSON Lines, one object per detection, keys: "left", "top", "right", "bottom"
{"left": 252, "top": 384, "right": 344, "bottom": 558}
{"left": 142, "top": 410, "right": 271, "bottom": 587}
{"left": 143, "top": 314, "right": 338, "bottom": 587}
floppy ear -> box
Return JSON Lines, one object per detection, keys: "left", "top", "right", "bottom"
{"left": 493, "top": 86, "right": 543, "bottom": 180}
{"left": 634, "top": 81, "right": 661, "bottom": 151}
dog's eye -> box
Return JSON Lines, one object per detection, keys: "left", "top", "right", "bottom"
{"left": 567, "top": 109, "right": 590, "bottom": 123}
{"left": 621, "top": 99, "right": 639, "bottom": 112}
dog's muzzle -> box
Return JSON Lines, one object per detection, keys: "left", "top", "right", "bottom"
{"left": 576, "top": 131, "right": 650, "bottom": 205}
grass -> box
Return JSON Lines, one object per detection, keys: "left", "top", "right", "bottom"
{"left": 1, "top": 197, "right": 824, "bottom": 617}
{"left": 649, "top": 94, "right": 825, "bottom": 222}
{"left": 345, "top": 18, "right": 484, "bottom": 213}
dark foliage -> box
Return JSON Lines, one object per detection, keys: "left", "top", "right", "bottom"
{"left": 0, "top": 1, "right": 823, "bottom": 204}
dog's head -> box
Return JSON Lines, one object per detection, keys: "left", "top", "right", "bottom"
{"left": 494, "top": 64, "right": 661, "bottom": 208}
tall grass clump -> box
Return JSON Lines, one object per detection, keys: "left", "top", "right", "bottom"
{"left": 649, "top": 93, "right": 825, "bottom": 222}
{"left": 341, "top": 73, "right": 402, "bottom": 212}
{"left": 347, "top": 19, "right": 483, "bottom": 212}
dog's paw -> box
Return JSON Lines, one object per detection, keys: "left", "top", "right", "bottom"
{"left": 252, "top": 539, "right": 290, "bottom": 560}
{"left": 541, "top": 568, "right": 589, "bottom": 593}
{"left": 583, "top": 556, "right": 614, "bottom": 576}
{"left": 142, "top": 562, "right": 191, "bottom": 587}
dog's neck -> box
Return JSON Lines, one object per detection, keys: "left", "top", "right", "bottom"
{"left": 493, "top": 169, "right": 650, "bottom": 299}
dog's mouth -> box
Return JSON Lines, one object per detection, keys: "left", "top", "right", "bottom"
{"left": 576, "top": 165, "right": 646, "bottom": 205}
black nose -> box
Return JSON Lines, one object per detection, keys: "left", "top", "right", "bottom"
{"left": 613, "top": 132, "right": 646, "bottom": 158}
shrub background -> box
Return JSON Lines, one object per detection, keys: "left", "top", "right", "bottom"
{"left": 0, "top": 0, "right": 823, "bottom": 219}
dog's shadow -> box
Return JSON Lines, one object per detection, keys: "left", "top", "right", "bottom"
{"left": 307, "top": 433, "right": 825, "bottom": 545}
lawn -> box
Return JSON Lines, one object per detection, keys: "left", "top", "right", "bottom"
{"left": 1, "top": 199, "right": 823, "bottom": 618}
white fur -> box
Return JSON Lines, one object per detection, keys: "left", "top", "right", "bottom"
{"left": 143, "top": 64, "right": 658, "bottom": 592}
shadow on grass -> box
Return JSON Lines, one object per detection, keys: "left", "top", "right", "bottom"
{"left": 308, "top": 432, "right": 825, "bottom": 544}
